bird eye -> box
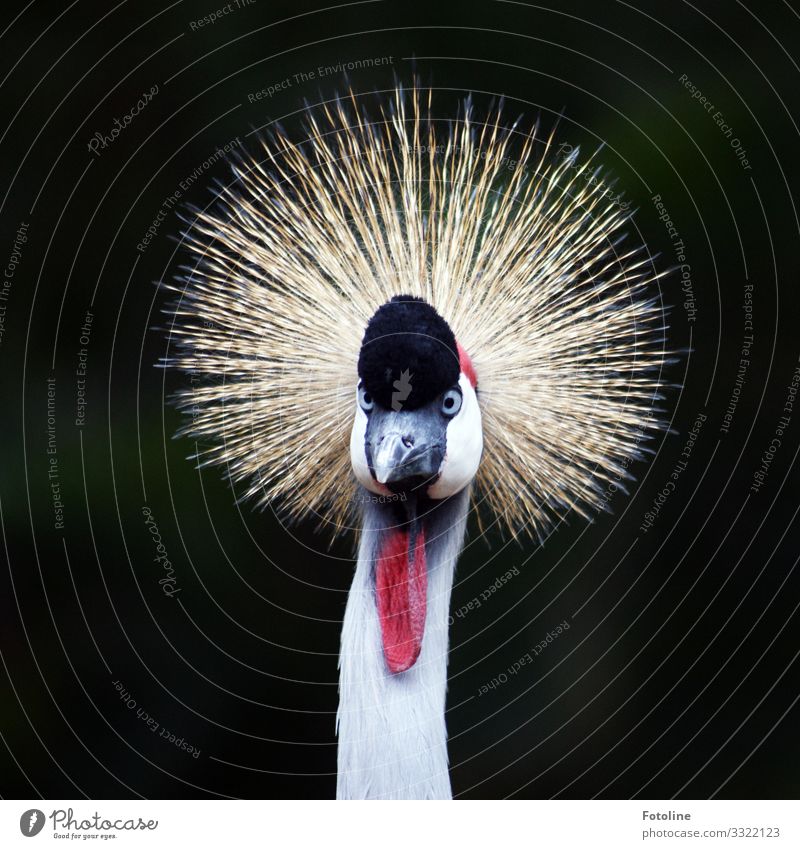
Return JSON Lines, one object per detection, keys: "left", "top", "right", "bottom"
{"left": 441, "top": 387, "right": 462, "bottom": 417}
{"left": 358, "top": 384, "right": 374, "bottom": 413}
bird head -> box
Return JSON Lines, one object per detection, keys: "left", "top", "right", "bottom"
{"left": 165, "top": 88, "right": 669, "bottom": 692}
{"left": 350, "top": 295, "right": 483, "bottom": 501}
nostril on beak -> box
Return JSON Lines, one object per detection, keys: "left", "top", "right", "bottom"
{"left": 369, "top": 431, "right": 440, "bottom": 486}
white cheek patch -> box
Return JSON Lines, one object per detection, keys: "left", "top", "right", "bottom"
{"left": 428, "top": 374, "right": 483, "bottom": 499}
{"left": 349, "top": 397, "right": 391, "bottom": 496}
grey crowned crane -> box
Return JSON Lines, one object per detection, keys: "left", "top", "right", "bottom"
{"left": 165, "top": 87, "right": 667, "bottom": 799}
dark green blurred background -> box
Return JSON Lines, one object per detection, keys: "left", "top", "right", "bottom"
{"left": 1, "top": 0, "right": 799, "bottom": 799}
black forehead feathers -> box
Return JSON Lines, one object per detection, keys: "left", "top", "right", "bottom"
{"left": 357, "top": 295, "right": 459, "bottom": 410}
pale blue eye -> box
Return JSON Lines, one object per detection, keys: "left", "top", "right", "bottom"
{"left": 358, "top": 384, "right": 374, "bottom": 412}
{"left": 441, "top": 388, "right": 462, "bottom": 417}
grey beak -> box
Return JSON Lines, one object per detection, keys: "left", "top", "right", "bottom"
{"left": 369, "top": 432, "right": 443, "bottom": 486}
{"left": 364, "top": 404, "right": 448, "bottom": 490}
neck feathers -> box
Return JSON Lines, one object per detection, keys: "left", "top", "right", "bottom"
{"left": 336, "top": 487, "right": 470, "bottom": 799}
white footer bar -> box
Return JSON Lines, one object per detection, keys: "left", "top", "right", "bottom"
{"left": 2, "top": 799, "right": 795, "bottom": 848}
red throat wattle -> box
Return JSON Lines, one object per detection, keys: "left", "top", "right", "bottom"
{"left": 375, "top": 525, "right": 427, "bottom": 673}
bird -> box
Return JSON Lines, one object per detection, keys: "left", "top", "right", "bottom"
{"left": 163, "top": 85, "right": 667, "bottom": 799}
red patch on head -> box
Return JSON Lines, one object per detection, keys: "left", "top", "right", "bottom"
{"left": 375, "top": 525, "right": 427, "bottom": 674}
{"left": 457, "top": 341, "right": 478, "bottom": 388}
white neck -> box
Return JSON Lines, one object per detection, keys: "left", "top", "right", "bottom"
{"left": 336, "top": 487, "right": 470, "bottom": 799}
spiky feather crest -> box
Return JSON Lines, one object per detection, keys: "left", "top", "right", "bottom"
{"left": 164, "top": 86, "right": 667, "bottom": 537}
